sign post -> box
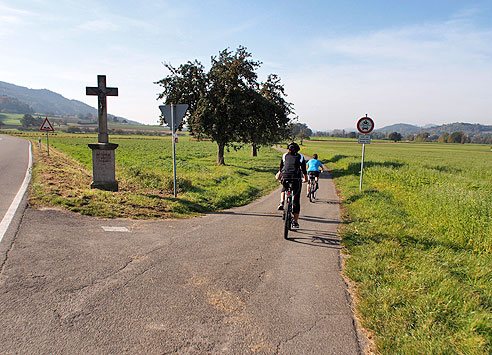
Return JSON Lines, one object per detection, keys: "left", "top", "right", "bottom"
{"left": 40, "top": 117, "right": 54, "bottom": 156}
{"left": 159, "top": 104, "right": 188, "bottom": 198}
{"left": 356, "top": 114, "right": 375, "bottom": 191}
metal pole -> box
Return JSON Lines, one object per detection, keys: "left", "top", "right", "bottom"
{"left": 46, "top": 132, "right": 50, "bottom": 156}
{"left": 359, "top": 143, "right": 365, "bottom": 191}
{"left": 171, "top": 104, "right": 177, "bottom": 198}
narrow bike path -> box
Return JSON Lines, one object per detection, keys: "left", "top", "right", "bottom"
{"left": 0, "top": 171, "right": 365, "bottom": 354}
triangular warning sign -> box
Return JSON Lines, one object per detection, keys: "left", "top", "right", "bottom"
{"left": 40, "top": 118, "right": 54, "bottom": 132}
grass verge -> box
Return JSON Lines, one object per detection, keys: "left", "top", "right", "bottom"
{"left": 28, "top": 134, "right": 282, "bottom": 218}
{"left": 300, "top": 140, "right": 492, "bottom": 354}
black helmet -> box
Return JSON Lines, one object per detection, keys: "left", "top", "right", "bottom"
{"left": 288, "top": 142, "right": 300, "bottom": 153}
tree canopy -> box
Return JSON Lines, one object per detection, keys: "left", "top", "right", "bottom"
{"left": 291, "top": 122, "right": 312, "bottom": 141}
{"left": 20, "top": 114, "right": 43, "bottom": 128}
{"left": 155, "top": 46, "right": 293, "bottom": 164}
{"left": 388, "top": 132, "right": 402, "bottom": 142}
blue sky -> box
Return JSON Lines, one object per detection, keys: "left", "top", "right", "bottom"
{"left": 1, "top": 0, "right": 491, "bottom": 131}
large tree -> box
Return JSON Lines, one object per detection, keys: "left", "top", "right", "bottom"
{"left": 155, "top": 46, "right": 293, "bottom": 164}
{"left": 291, "top": 122, "right": 312, "bottom": 141}
{"left": 20, "top": 114, "right": 43, "bottom": 128}
{"left": 238, "top": 74, "right": 293, "bottom": 156}
{"left": 388, "top": 132, "right": 402, "bottom": 142}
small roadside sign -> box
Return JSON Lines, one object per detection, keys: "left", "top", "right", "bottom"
{"left": 357, "top": 115, "right": 374, "bottom": 134}
{"left": 40, "top": 118, "right": 54, "bottom": 132}
{"left": 158, "top": 103, "right": 189, "bottom": 198}
{"left": 39, "top": 117, "right": 54, "bottom": 156}
{"left": 358, "top": 134, "right": 371, "bottom": 144}
{"left": 356, "top": 114, "right": 375, "bottom": 192}
{"left": 159, "top": 104, "right": 188, "bottom": 133}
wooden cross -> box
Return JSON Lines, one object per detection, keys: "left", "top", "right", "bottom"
{"left": 86, "top": 75, "right": 118, "bottom": 143}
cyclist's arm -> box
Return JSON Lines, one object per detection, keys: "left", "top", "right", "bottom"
{"left": 301, "top": 158, "right": 308, "bottom": 182}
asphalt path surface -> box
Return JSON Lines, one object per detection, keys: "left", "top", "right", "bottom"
{"left": 0, "top": 154, "right": 366, "bottom": 354}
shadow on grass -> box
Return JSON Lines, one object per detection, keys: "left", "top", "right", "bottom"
{"left": 139, "top": 192, "right": 211, "bottom": 213}
{"left": 345, "top": 189, "right": 382, "bottom": 204}
{"left": 342, "top": 226, "right": 473, "bottom": 254}
{"left": 324, "top": 154, "right": 350, "bottom": 163}
{"left": 226, "top": 162, "right": 278, "bottom": 175}
{"left": 424, "top": 164, "right": 462, "bottom": 174}
{"left": 331, "top": 160, "right": 406, "bottom": 178}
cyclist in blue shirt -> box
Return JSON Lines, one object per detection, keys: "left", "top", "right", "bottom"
{"left": 306, "top": 154, "right": 324, "bottom": 196}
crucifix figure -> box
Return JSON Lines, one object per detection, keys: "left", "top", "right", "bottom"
{"left": 86, "top": 75, "right": 119, "bottom": 191}
{"left": 86, "top": 75, "right": 118, "bottom": 143}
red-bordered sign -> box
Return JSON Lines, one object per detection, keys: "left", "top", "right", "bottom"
{"left": 40, "top": 118, "right": 54, "bottom": 132}
{"left": 357, "top": 116, "right": 374, "bottom": 134}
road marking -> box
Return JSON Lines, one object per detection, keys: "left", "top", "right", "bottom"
{"left": 0, "top": 141, "right": 32, "bottom": 243}
{"left": 101, "top": 226, "right": 130, "bottom": 232}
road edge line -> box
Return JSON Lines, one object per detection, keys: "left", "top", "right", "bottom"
{"left": 0, "top": 140, "right": 32, "bottom": 242}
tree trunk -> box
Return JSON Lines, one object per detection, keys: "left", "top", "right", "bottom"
{"left": 251, "top": 143, "right": 257, "bottom": 157}
{"left": 217, "top": 142, "right": 225, "bottom": 165}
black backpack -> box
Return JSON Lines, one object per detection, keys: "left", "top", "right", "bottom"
{"left": 281, "top": 152, "right": 304, "bottom": 179}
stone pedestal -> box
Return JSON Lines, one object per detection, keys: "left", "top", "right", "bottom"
{"left": 88, "top": 143, "right": 118, "bottom": 191}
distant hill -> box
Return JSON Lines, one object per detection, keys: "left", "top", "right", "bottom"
{"left": 376, "top": 123, "right": 422, "bottom": 135}
{"left": 0, "top": 81, "right": 97, "bottom": 117}
{"left": 0, "top": 81, "right": 143, "bottom": 124}
{"left": 0, "top": 96, "right": 34, "bottom": 114}
{"left": 377, "top": 122, "right": 492, "bottom": 136}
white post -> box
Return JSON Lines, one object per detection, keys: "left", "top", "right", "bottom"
{"left": 46, "top": 132, "right": 50, "bottom": 156}
{"left": 171, "top": 103, "right": 177, "bottom": 198}
{"left": 359, "top": 143, "right": 365, "bottom": 191}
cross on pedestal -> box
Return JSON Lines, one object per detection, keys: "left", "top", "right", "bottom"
{"left": 86, "top": 75, "right": 119, "bottom": 191}
{"left": 86, "top": 75, "right": 118, "bottom": 143}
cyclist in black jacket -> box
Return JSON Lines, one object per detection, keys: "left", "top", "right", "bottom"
{"left": 277, "top": 142, "right": 308, "bottom": 228}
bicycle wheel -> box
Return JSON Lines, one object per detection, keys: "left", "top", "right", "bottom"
{"left": 312, "top": 182, "right": 317, "bottom": 200}
{"left": 309, "top": 180, "right": 315, "bottom": 202}
{"left": 284, "top": 198, "right": 292, "bottom": 239}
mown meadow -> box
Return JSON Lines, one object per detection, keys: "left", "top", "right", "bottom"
{"left": 301, "top": 140, "right": 492, "bottom": 354}
{"left": 27, "top": 134, "right": 282, "bottom": 218}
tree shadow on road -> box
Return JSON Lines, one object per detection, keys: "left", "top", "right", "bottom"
{"left": 211, "top": 210, "right": 282, "bottom": 219}
{"left": 299, "top": 215, "right": 339, "bottom": 224}
{"left": 287, "top": 229, "right": 341, "bottom": 249}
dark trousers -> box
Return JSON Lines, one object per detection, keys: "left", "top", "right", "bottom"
{"left": 282, "top": 179, "right": 302, "bottom": 214}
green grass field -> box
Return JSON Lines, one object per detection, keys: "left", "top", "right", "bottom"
{"left": 0, "top": 113, "right": 24, "bottom": 125}
{"left": 28, "top": 134, "right": 282, "bottom": 218}
{"left": 300, "top": 141, "right": 492, "bottom": 354}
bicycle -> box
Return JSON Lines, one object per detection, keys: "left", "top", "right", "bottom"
{"left": 307, "top": 172, "right": 318, "bottom": 202}
{"left": 282, "top": 180, "right": 294, "bottom": 239}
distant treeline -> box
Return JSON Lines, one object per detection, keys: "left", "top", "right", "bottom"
{"left": 312, "top": 129, "right": 492, "bottom": 144}
{"left": 0, "top": 96, "right": 34, "bottom": 114}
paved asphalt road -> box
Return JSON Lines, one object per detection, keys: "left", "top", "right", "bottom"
{"left": 0, "top": 148, "right": 366, "bottom": 354}
{"left": 0, "top": 135, "right": 30, "bottom": 223}
{"left": 0, "top": 134, "right": 30, "bottom": 252}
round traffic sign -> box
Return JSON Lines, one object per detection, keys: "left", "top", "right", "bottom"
{"left": 357, "top": 116, "right": 374, "bottom": 134}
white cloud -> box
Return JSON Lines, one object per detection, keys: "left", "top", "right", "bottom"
{"left": 76, "top": 19, "right": 120, "bottom": 32}
{"left": 0, "top": 2, "right": 34, "bottom": 35}
{"left": 284, "top": 17, "right": 492, "bottom": 131}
